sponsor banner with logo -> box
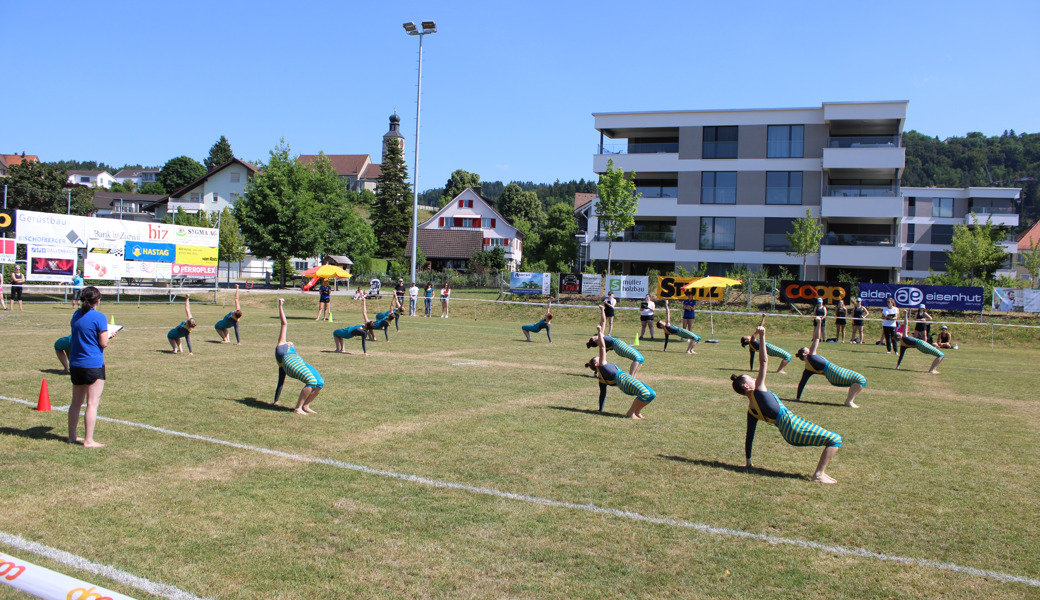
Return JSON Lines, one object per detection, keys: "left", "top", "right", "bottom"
{"left": 581, "top": 274, "right": 602, "bottom": 296}
{"left": 605, "top": 275, "right": 649, "bottom": 299}
{"left": 656, "top": 276, "right": 724, "bottom": 301}
{"left": 510, "top": 272, "right": 551, "bottom": 295}
{"left": 84, "top": 242, "right": 125, "bottom": 280}
{"left": 173, "top": 263, "right": 217, "bottom": 277}
{"left": 124, "top": 240, "right": 175, "bottom": 263}
{"left": 0, "top": 209, "right": 15, "bottom": 235}
{"left": 858, "top": 283, "right": 984, "bottom": 312}
{"left": 560, "top": 273, "right": 581, "bottom": 294}
{"left": 124, "top": 260, "right": 172, "bottom": 280}
{"left": 26, "top": 245, "right": 77, "bottom": 282}
{"left": 992, "top": 287, "right": 1040, "bottom": 313}
{"left": 780, "top": 280, "right": 851, "bottom": 305}
{"left": 86, "top": 218, "right": 147, "bottom": 245}
{"left": 175, "top": 245, "right": 218, "bottom": 267}
{"left": 0, "top": 238, "right": 15, "bottom": 264}
{"left": 15, "top": 211, "right": 89, "bottom": 248}
{"left": 151, "top": 222, "right": 219, "bottom": 247}
{"left": 0, "top": 551, "right": 137, "bottom": 600}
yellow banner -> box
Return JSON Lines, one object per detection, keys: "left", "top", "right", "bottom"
{"left": 657, "top": 276, "right": 724, "bottom": 301}
{"left": 174, "top": 245, "right": 218, "bottom": 266}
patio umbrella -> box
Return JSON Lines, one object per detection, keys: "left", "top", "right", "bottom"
{"left": 680, "top": 276, "right": 743, "bottom": 342}
{"left": 302, "top": 264, "right": 352, "bottom": 279}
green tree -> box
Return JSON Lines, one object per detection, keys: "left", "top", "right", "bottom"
{"left": 498, "top": 183, "right": 545, "bottom": 230}
{"left": 471, "top": 247, "right": 507, "bottom": 271}
{"left": 234, "top": 140, "right": 323, "bottom": 287}
{"left": 158, "top": 156, "right": 206, "bottom": 194}
{"left": 439, "top": 169, "right": 481, "bottom": 206}
{"left": 538, "top": 202, "right": 578, "bottom": 272}
{"left": 138, "top": 182, "right": 167, "bottom": 195}
{"left": 944, "top": 215, "right": 1009, "bottom": 287}
{"left": 785, "top": 209, "right": 824, "bottom": 279}
{"left": 1019, "top": 235, "right": 1040, "bottom": 288}
{"left": 217, "top": 207, "right": 246, "bottom": 264}
{"left": 109, "top": 180, "right": 137, "bottom": 193}
{"left": 204, "top": 136, "right": 234, "bottom": 170}
{"left": 595, "top": 159, "right": 641, "bottom": 275}
{"left": 371, "top": 136, "right": 412, "bottom": 257}
{"left": 306, "top": 153, "right": 376, "bottom": 265}
{"left": 2, "top": 161, "right": 95, "bottom": 215}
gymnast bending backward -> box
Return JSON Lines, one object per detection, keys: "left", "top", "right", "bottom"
{"left": 794, "top": 317, "right": 866, "bottom": 408}
{"left": 587, "top": 304, "right": 644, "bottom": 375}
{"left": 215, "top": 285, "right": 243, "bottom": 344}
{"left": 273, "top": 298, "right": 324, "bottom": 414}
{"left": 585, "top": 325, "right": 657, "bottom": 419}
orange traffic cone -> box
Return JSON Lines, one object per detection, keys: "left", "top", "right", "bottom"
{"left": 37, "top": 379, "right": 52, "bottom": 412}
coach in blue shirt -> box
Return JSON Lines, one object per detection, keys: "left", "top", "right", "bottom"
{"left": 69, "top": 286, "right": 109, "bottom": 448}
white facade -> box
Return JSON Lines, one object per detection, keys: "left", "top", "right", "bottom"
{"left": 420, "top": 187, "right": 524, "bottom": 268}
{"left": 67, "top": 171, "right": 116, "bottom": 189}
{"left": 156, "top": 160, "right": 255, "bottom": 220}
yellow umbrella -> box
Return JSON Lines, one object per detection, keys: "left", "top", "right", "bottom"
{"left": 680, "top": 277, "right": 743, "bottom": 341}
{"left": 311, "top": 265, "right": 352, "bottom": 280}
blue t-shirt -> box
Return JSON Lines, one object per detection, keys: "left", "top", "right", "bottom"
{"left": 70, "top": 308, "right": 108, "bottom": 369}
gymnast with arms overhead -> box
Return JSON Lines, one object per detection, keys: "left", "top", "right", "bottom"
{"left": 587, "top": 304, "right": 644, "bottom": 375}
{"left": 166, "top": 295, "right": 196, "bottom": 355}
{"left": 655, "top": 300, "right": 701, "bottom": 353}
{"left": 333, "top": 296, "right": 374, "bottom": 355}
{"left": 895, "top": 313, "right": 944, "bottom": 374}
{"left": 585, "top": 324, "right": 657, "bottom": 419}
{"left": 521, "top": 299, "right": 553, "bottom": 342}
{"left": 273, "top": 298, "right": 324, "bottom": 414}
{"left": 794, "top": 316, "right": 866, "bottom": 408}
{"left": 215, "top": 285, "right": 243, "bottom": 344}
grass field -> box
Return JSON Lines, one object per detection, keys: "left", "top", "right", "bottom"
{"left": 1, "top": 292, "right": 1039, "bottom": 599}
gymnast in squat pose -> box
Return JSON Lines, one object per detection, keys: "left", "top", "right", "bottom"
{"left": 273, "top": 298, "right": 324, "bottom": 415}
{"left": 655, "top": 299, "right": 701, "bottom": 353}
{"left": 214, "top": 285, "right": 243, "bottom": 344}
{"left": 795, "top": 317, "right": 866, "bottom": 408}
{"left": 333, "top": 296, "right": 374, "bottom": 355}
{"left": 585, "top": 325, "right": 657, "bottom": 419}
{"left": 730, "top": 318, "right": 842, "bottom": 483}
{"left": 166, "top": 295, "right": 196, "bottom": 355}
{"left": 894, "top": 313, "right": 944, "bottom": 374}
{"left": 521, "top": 299, "right": 553, "bottom": 342}
{"left": 586, "top": 304, "right": 644, "bottom": 375}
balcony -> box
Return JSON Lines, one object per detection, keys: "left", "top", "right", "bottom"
{"left": 168, "top": 200, "right": 204, "bottom": 213}
{"left": 824, "top": 184, "right": 898, "bottom": 197}
{"left": 965, "top": 208, "right": 1019, "bottom": 227}
{"left": 821, "top": 194, "right": 903, "bottom": 219}
{"left": 635, "top": 185, "right": 678, "bottom": 198}
{"left": 823, "top": 144, "right": 905, "bottom": 170}
{"left": 820, "top": 239, "right": 901, "bottom": 267}
{"left": 598, "top": 142, "right": 679, "bottom": 155}
{"left": 827, "top": 135, "right": 900, "bottom": 148}
{"left": 594, "top": 231, "right": 676, "bottom": 244}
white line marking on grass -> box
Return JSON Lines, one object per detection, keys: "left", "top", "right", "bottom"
{"left": 2, "top": 395, "right": 1036, "bottom": 588}
{"left": 450, "top": 362, "right": 486, "bottom": 366}
{"left": 0, "top": 531, "right": 213, "bottom": 600}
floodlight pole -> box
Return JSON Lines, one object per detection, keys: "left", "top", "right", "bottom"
{"left": 404, "top": 21, "right": 436, "bottom": 284}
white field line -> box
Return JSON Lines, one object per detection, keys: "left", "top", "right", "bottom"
{"left": 2, "top": 395, "right": 1037, "bottom": 589}
{"left": 0, "top": 531, "right": 212, "bottom": 600}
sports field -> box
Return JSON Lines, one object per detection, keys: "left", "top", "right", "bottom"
{"left": 1, "top": 292, "right": 1039, "bottom": 599}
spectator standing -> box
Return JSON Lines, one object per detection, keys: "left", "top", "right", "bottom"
{"left": 638, "top": 294, "right": 656, "bottom": 340}
{"left": 603, "top": 292, "right": 617, "bottom": 335}
{"left": 68, "top": 286, "right": 108, "bottom": 448}
{"left": 10, "top": 265, "right": 25, "bottom": 311}
{"left": 394, "top": 278, "right": 406, "bottom": 309}
{"left": 881, "top": 297, "right": 899, "bottom": 354}
{"left": 71, "top": 270, "right": 84, "bottom": 302}
{"left": 440, "top": 283, "right": 451, "bottom": 318}
{"left": 408, "top": 282, "right": 419, "bottom": 316}
{"left": 424, "top": 283, "right": 434, "bottom": 317}
{"left": 681, "top": 296, "right": 697, "bottom": 331}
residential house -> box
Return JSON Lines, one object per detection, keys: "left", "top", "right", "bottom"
{"left": 0, "top": 155, "right": 6, "bottom": 177}
{"left": 145, "top": 158, "right": 257, "bottom": 220}
{"left": 408, "top": 187, "right": 524, "bottom": 270}
{"left": 2, "top": 153, "right": 39, "bottom": 168}
{"left": 297, "top": 154, "right": 381, "bottom": 192}
{"left": 90, "top": 191, "right": 165, "bottom": 222}
{"left": 67, "top": 170, "right": 116, "bottom": 189}
{"left": 112, "top": 167, "right": 160, "bottom": 188}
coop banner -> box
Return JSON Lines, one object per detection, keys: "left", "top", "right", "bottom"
{"left": 174, "top": 245, "right": 218, "bottom": 277}
{"left": 780, "top": 280, "right": 851, "bottom": 304}
{"left": 510, "top": 272, "right": 551, "bottom": 295}
{"left": 125, "top": 240, "right": 175, "bottom": 262}
{"left": 657, "top": 276, "right": 724, "bottom": 301}
{"left": 992, "top": 287, "right": 1040, "bottom": 313}
{"left": 0, "top": 239, "right": 14, "bottom": 264}
{"left": 26, "top": 244, "right": 77, "bottom": 282}
{"left": 560, "top": 273, "right": 582, "bottom": 294}
{"left": 84, "top": 243, "right": 125, "bottom": 280}
{"left": 124, "top": 260, "right": 172, "bottom": 280}
{"left": 15, "top": 210, "right": 88, "bottom": 248}
{"left": 605, "top": 275, "right": 649, "bottom": 299}
{"left": 581, "top": 274, "right": 603, "bottom": 296}
{"left": 858, "top": 283, "right": 984, "bottom": 312}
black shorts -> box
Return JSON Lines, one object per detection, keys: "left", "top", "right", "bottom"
{"left": 835, "top": 318, "right": 846, "bottom": 326}
{"left": 852, "top": 319, "right": 863, "bottom": 327}
{"left": 70, "top": 366, "right": 106, "bottom": 386}
{"left": 10, "top": 286, "right": 22, "bottom": 301}
{"left": 604, "top": 306, "right": 615, "bottom": 317}
{"left": 640, "top": 314, "right": 653, "bottom": 322}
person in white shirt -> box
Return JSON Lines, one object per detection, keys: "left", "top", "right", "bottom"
{"left": 408, "top": 282, "right": 419, "bottom": 316}
{"left": 881, "top": 297, "right": 900, "bottom": 354}
{"left": 639, "top": 294, "right": 656, "bottom": 340}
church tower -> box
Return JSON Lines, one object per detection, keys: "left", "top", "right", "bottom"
{"left": 382, "top": 112, "right": 405, "bottom": 164}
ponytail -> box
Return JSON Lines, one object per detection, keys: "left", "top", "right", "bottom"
{"left": 79, "top": 286, "right": 101, "bottom": 314}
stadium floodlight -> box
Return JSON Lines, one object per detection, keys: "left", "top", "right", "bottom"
{"left": 403, "top": 20, "right": 437, "bottom": 282}
{"left": 421, "top": 21, "right": 437, "bottom": 33}
{"left": 403, "top": 22, "right": 417, "bottom": 33}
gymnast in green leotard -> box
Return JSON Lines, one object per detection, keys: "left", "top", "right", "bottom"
{"left": 794, "top": 317, "right": 866, "bottom": 408}
{"left": 333, "top": 296, "right": 374, "bottom": 355}
{"left": 272, "top": 298, "right": 323, "bottom": 415}
{"left": 655, "top": 300, "right": 702, "bottom": 353}
{"left": 894, "top": 314, "right": 944, "bottom": 374}
{"left": 730, "top": 318, "right": 842, "bottom": 483}
{"left": 521, "top": 299, "right": 553, "bottom": 343}
{"left": 214, "top": 285, "right": 243, "bottom": 344}
{"left": 740, "top": 330, "right": 792, "bottom": 374}
{"left": 587, "top": 305, "right": 644, "bottom": 375}
{"left": 585, "top": 325, "right": 657, "bottom": 419}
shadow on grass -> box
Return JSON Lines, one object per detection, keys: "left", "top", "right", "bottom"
{"left": 547, "top": 406, "right": 627, "bottom": 419}
{"left": 235, "top": 397, "right": 295, "bottom": 412}
{"left": 0, "top": 425, "right": 69, "bottom": 443}
{"left": 559, "top": 372, "right": 595, "bottom": 379}
{"left": 204, "top": 340, "right": 225, "bottom": 344}
{"left": 657, "top": 455, "right": 805, "bottom": 480}
{"left": 40, "top": 368, "right": 69, "bottom": 375}
{"left": 777, "top": 396, "right": 844, "bottom": 408}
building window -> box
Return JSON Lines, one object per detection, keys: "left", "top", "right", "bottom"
{"left": 764, "top": 218, "right": 794, "bottom": 251}
{"left": 79, "top": 176, "right": 91, "bottom": 183}
{"left": 482, "top": 218, "right": 497, "bottom": 228}
{"left": 765, "top": 172, "right": 803, "bottom": 204}
{"left": 486, "top": 238, "right": 506, "bottom": 247}
{"left": 907, "top": 197, "right": 916, "bottom": 217}
{"left": 701, "top": 172, "right": 737, "bottom": 204}
{"left": 699, "top": 217, "right": 735, "bottom": 250}
{"left": 931, "top": 224, "right": 954, "bottom": 245}
{"left": 929, "top": 251, "right": 947, "bottom": 271}
{"left": 230, "top": 172, "right": 241, "bottom": 183}
{"left": 904, "top": 250, "right": 914, "bottom": 271}
{"left": 190, "top": 193, "right": 201, "bottom": 202}
{"left": 767, "top": 125, "right": 804, "bottom": 158}
{"left": 905, "top": 223, "right": 915, "bottom": 243}
{"left": 211, "top": 193, "right": 220, "bottom": 203}
{"left": 932, "top": 198, "right": 953, "bottom": 218}
{"left": 702, "top": 126, "right": 738, "bottom": 159}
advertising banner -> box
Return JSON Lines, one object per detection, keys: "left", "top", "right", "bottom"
{"left": 858, "top": 283, "right": 984, "bottom": 312}
{"left": 84, "top": 243, "right": 125, "bottom": 280}
{"left": 175, "top": 245, "right": 218, "bottom": 266}
{"left": 124, "top": 260, "right": 172, "bottom": 280}
{"left": 0, "top": 550, "right": 138, "bottom": 600}
{"left": 26, "top": 245, "right": 77, "bottom": 282}
{"left": 86, "top": 218, "right": 148, "bottom": 245}
{"left": 560, "top": 273, "right": 581, "bottom": 294}
{"left": 0, "top": 209, "right": 14, "bottom": 235}
{"left": 780, "top": 280, "right": 851, "bottom": 304}
{"left": 15, "top": 211, "right": 88, "bottom": 248}
{"left": 656, "top": 276, "right": 724, "bottom": 301}
{"left": 992, "top": 287, "right": 1040, "bottom": 313}
{"left": 0, "top": 239, "right": 14, "bottom": 264}
{"left": 125, "top": 240, "right": 175, "bottom": 262}
{"left": 510, "top": 272, "right": 551, "bottom": 295}
{"left": 605, "top": 275, "right": 649, "bottom": 299}
{"left": 149, "top": 222, "right": 220, "bottom": 247}
{"left": 581, "top": 274, "right": 602, "bottom": 297}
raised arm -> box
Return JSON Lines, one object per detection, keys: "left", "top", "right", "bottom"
{"left": 598, "top": 304, "right": 607, "bottom": 331}
{"left": 184, "top": 295, "right": 193, "bottom": 321}
{"left": 277, "top": 298, "right": 288, "bottom": 345}
{"left": 664, "top": 300, "right": 671, "bottom": 327}
{"left": 545, "top": 299, "right": 552, "bottom": 319}
{"left": 596, "top": 325, "right": 608, "bottom": 366}
{"left": 808, "top": 317, "right": 822, "bottom": 355}
{"left": 754, "top": 324, "right": 768, "bottom": 390}
{"left": 233, "top": 285, "right": 240, "bottom": 312}
{"left": 361, "top": 297, "right": 369, "bottom": 323}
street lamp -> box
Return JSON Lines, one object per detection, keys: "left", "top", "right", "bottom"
{"left": 403, "top": 20, "right": 436, "bottom": 283}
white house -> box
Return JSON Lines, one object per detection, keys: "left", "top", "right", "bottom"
{"left": 147, "top": 158, "right": 257, "bottom": 220}
{"left": 418, "top": 187, "right": 524, "bottom": 269}
{"left": 67, "top": 170, "right": 116, "bottom": 189}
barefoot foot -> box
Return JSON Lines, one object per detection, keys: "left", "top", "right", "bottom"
{"left": 83, "top": 441, "right": 106, "bottom": 448}
{"left": 845, "top": 400, "right": 859, "bottom": 408}
{"left": 812, "top": 473, "right": 837, "bottom": 484}
{"left": 294, "top": 409, "right": 307, "bottom": 415}
{"left": 303, "top": 407, "right": 317, "bottom": 414}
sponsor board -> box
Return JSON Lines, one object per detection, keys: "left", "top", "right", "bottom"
{"left": 174, "top": 245, "right": 218, "bottom": 267}
{"left": 779, "top": 280, "right": 851, "bottom": 304}
{"left": 0, "top": 209, "right": 14, "bottom": 235}
{"left": 581, "top": 274, "right": 602, "bottom": 296}
{"left": 605, "top": 275, "right": 649, "bottom": 299}
{"left": 172, "top": 263, "right": 216, "bottom": 277}
{"left": 656, "top": 276, "right": 724, "bottom": 301}
{"left": 510, "top": 272, "right": 551, "bottom": 295}
{"left": 26, "top": 245, "right": 77, "bottom": 282}
{"left": 15, "top": 211, "right": 88, "bottom": 248}
{"left": 992, "top": 287, "right": 1040, "bottom": 313}
{"left": 123, "top": 260, "right": 172, "bottom": 280}
{"left": 560, "top": 273, "right": 581, "bottom": 294}
{"left": 84, "top": 243, "right": 125, "bottom": 280}
{"left": 12, "top": 210, "right": 218, "bottom": 249}
{"left": 0, "top": 551, "right": 136, "bottom": 600}
{"left": 858, "top": 283, "right": 984, "bottom": 312}
{"left": 124, "top": 241, "right": 175, "bottom": 263}
{"left": 0, "top": 238, "right": 15, "bottom": 264}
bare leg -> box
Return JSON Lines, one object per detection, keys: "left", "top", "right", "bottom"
{"left": 293, "top": 387, "right": 311, "bottom": 415}
{"left": 607, "top": 316, "right": 614, "bottom": 336}
{"left": 56, "top": 350, "right": 70, "bottom": 373}
{"left": 630, "top": 361, "right": 641, "bottom": 376}
{"left": 82, "top": 380, "right": 105, "bottom": 447}
{"left": 68, "top": 386, "right": 86, "bottom": 443}
{"left": 301, "top": 387, "right": 321, "bottom": 414}
{"left": 845, "top": 383, "right": 863, "bottom": 408}
{"left": 218, "top": 329, "right": 229, "bottom": 343}
{"left": 626, "top": 399, "right": 650, "bottom": 419}
{"left": 776, "top": 358, "right": 789, "bottom": 374}
{"left": 929, "top": 356, "right": 943, "bottom": 374}
{"left": 523, "top": 329, "right": 531, "bottom": 342}
{"left": 812, "top": 446, "right": 839, "bottom": 483}
{"left": 169, "top": 338, "right": 180, "bottom": 353}
{"left": 686, "top": 340, "right": 697, "bottom": 354}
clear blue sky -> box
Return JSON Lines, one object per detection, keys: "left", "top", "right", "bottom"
{"left": 3, "top": 0, "right": 1038, "bottom": 192}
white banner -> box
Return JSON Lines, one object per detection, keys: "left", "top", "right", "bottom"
{"left": 15, "top": 211, "right": 89, "bottom": 248}
{"left": 581, "top": 274, "right": 602, "bottom": 296}
{"left": 123, "top": 260, "right": 172, "bottom": 281}
{"left": 992, "top": 287, "right": 1040, "bottom": 313}
{"left": 27, "top": 245, "right": 78, "bottom": 282}
{"left": 605, "top": 275, "right": 649, "bottom": 299}
{"left": 0, "top": 551, "right": 138, "bottom": 600}
{"left": 84, "top": 242, "right": 125, "bottom": 280}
